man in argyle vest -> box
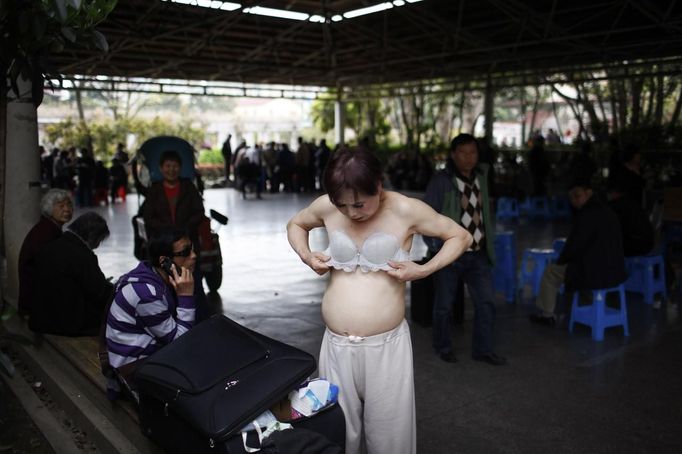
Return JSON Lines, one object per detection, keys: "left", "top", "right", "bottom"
{"left": 423, "top": 134, "right": 506, "bottom": 366}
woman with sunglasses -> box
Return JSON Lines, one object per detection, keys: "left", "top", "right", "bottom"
{"left": 287, "top": 147, "right": 472, "bottom": 454}
{"left": 104, "top": 227, "right": 197, "bottom": 400}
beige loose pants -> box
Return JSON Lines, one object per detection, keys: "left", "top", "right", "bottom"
{"left": 536, "top": 263, "right": 567, "bottom": 315}
{"left": 318, "top": 319, "right": 416, "bottom": 454}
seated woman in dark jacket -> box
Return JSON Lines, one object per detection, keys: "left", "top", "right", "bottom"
{"left": 18, "top": 189, "right": 73, "bottom": 318}
{"left": 30, "top": 212, "right": 113, "bottom": 336}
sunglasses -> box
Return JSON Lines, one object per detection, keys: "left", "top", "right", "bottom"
{"left": 171, "top": 244, "right": 194, "bottom": 257}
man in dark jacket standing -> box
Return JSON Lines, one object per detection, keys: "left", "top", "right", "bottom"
{"left": 424, "top": 134, "right": 506, "bottom": 366}
{"left": 530, "top": 179, "right": 627, "bottom": 325}
{"left": 221, "top": 134, "right": 232, "bottom": 184}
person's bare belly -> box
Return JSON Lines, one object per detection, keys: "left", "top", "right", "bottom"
{"left": 322, "top": 269, "right": 405, "bottom": 337}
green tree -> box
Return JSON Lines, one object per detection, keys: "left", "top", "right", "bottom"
{"left": 45, "top": 116, "right": 207, "bottom": 160}
{"left": 548, "top": 63, "right": 682, "bottom": 147}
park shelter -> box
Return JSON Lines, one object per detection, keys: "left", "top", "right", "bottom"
{"left": 47, "top": 0, "right": 682, "bottom": 144}
{"left": 4, "top": 0, "right": 682, "bottom": 301}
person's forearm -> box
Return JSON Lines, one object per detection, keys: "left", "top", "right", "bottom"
{"left": 287, "top": 222, "right": 312, "bottom": 265}
{"left": 175, "top": 295, "right": 196, "bottom": 332}
{"left": 420, "top": 232, "right": 472, "bottom": 277}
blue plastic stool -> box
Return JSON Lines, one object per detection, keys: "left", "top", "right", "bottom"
{"left": 624, "top": 255, "right": 667, "bottom": 305}
{"left": 518, "top": 248, "right": 556, "bottom": 298}
{"left": 496, "top": 197, "right": 519, "bottom": 220}
{"left": 569, "top": 284, "right": 629, "bottom": 341}
{"left": 550, "top": 195, "right": 572, "bottom": 219}
{"left": 493, "top": 231, "right": 516, "bottom": 303}
{"left": 552, "top": 238, "right": 566, "bottom": 256}
{"left": 526, "top": 196, "right": 551, "bottom": 219}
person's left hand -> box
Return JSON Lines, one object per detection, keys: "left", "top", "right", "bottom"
{"left": 386, "top": 260, "right": 426, "bottom": 282}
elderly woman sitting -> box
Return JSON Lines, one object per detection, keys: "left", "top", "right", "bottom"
{"left": 18, "top": 189, "right": 74, "bottom": 318}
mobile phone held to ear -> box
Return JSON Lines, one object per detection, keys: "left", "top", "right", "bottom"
{"left": 160, "top": 257, "right": 181, "bottom": 277}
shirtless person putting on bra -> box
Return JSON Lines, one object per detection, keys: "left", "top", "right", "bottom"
{"left": 287, "top": 147, "right": 472, "bottom": 454}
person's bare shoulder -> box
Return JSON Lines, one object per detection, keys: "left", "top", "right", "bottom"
{"left": 308, "top": 194, "right": 337, "bottom": 217}
{"left": 384, "top": 190, "right": 421, "bottom": 216}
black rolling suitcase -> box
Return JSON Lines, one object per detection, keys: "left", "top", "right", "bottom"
{"left": 135, "top": 315, "right": 345, "bottom": 453}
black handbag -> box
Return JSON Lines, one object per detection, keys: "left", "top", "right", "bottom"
{"left": 135, "top": 315, "right": 344, "bottom": 452}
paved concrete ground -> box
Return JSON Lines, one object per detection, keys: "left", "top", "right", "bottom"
{"left": 89, "top": 188, "right": 682, "bottom": 454}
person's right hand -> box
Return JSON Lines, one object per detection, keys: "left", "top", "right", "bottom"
{"left": 305, "top": 252, "right": 331, "bottom": 275}
{"left": 169, "top": 266, "right": 195, "bottom": 296}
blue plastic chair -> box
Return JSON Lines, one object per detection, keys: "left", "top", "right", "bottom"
{"left": 569, "top": 284, "right": 629, "bottom": 341}
{"left": 496, "top": 197, "right": 519, "bottom": 220}
{"left": 493, "top": 231, "right": 516, "bottom": 303}
{"left": 518, "top": 248, "right": 556, "bottom": 298}
{"left": 550, "top": 195, "right": 572, "bottom": 219}
{"left": 624, "top": 255, "right": 667, "bottom": 305}
{"left": 552, "top": 238, "right": 566, "bottom": 256}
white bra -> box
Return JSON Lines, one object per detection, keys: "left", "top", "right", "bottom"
{"left": 325, "top": 230, "right": 410, "bottom": 273}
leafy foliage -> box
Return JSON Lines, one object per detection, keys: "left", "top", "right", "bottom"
{"left": 311, "top": 94, "right": 391, "bottom": 146}
{"left": 0, "top": 0, "right": 116, "bottom": 105}
{"left": 197, "top": 148, "right": 224, "bottom": 164}
{"left": 44, "top": 116, "right": 206, "bottom": 160}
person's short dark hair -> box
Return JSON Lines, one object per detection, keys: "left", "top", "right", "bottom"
{"left": 160, "top": 150, "right": 182, "bottom": 166}
{"left": 323, "top": 147, "right": 383, "bottom": 206}
{"left": 147, "top": 226, "right": 190, "bottom": 267}
{"left": 67, "top": 212, "right": 110, "bottom": 249}
{"left": 450, "top": 133, "right": 477, "bottom": 152}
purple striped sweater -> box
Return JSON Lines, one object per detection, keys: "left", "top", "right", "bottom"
{"left": 106, "top": 262, "right": 196, "bottom": 368}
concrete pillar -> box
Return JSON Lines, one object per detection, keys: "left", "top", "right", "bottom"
{"left": 334, "top": 98, "right": 345, "bottom": 147}
{"left": 484, "top": 75, "right": 495, "bottom": 144}
{"left": 3, "top": 76, "right": 42, "bottom": 304}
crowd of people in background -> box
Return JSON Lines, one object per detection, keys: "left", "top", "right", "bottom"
{"left": 223, "top": 135, "right": 332, "bottom": 198}
{"left": 41, "top": 142, "right": 130, "bottom": 206}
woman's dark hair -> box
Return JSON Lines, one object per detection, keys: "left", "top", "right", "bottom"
{"left": 67, "top": 212, "right": 110, "bottom": 249}
{"left": 323, "top": 147, "right": 383, "bottom": 205}
{"left": 160, "top": 150, "right": 182, "bottom": 166}
{"left": 147, "top": 226, "right": 190, "bottom": 267}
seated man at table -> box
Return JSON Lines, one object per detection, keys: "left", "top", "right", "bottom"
{"left": 105, "top": 227, "right": 197, "bottom": 396}
{"left": 530, "top": 179, "right": 627, "bottom": 325}
{"left": 30, "top": 212, "right": 113, "bottom": 336}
